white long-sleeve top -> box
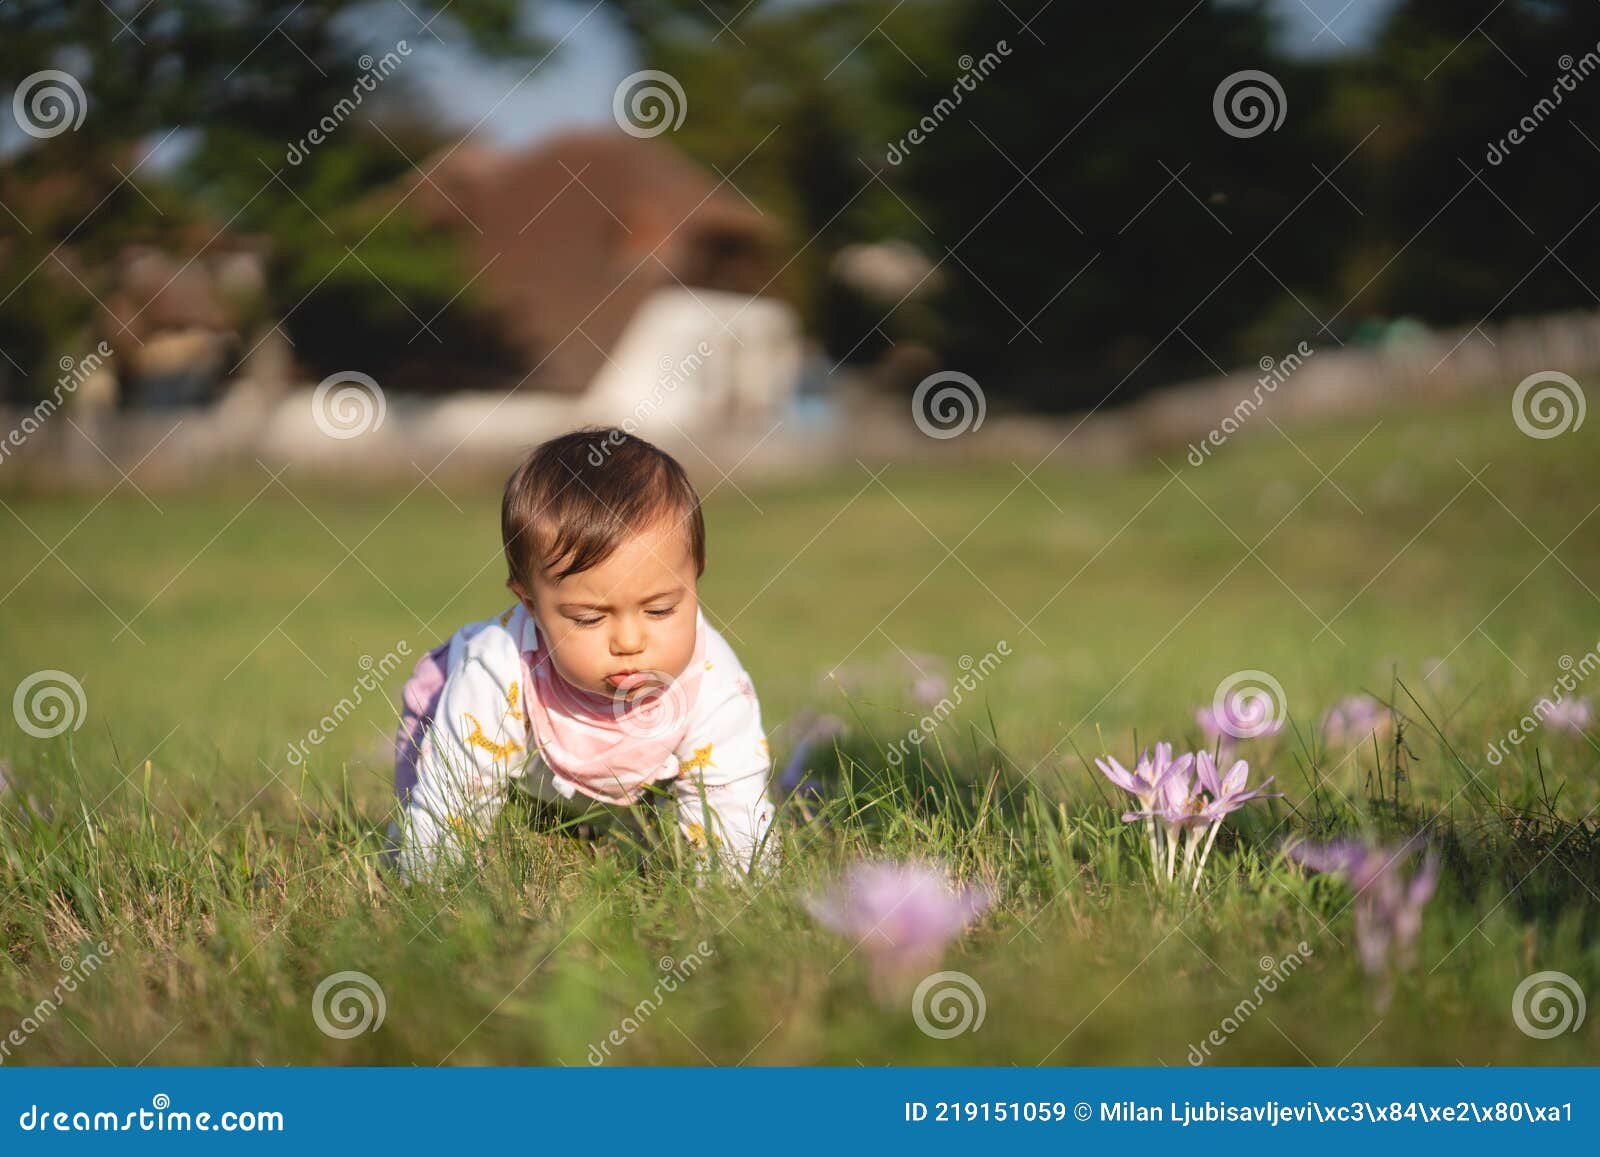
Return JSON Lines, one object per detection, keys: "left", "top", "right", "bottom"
{"left": 396, "top": 601, "right": 778, "bottom": 882}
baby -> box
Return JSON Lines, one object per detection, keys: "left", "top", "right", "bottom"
{"left": 391, "top": 428, "right": 777, "bottom": 881}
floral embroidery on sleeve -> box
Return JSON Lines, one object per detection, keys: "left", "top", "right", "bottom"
{"left": 462, "top": 712, "right": 524, "bottom": 762}
{"left": 683, "top": 821, "right": 720, "bottom": 849}
{"left": 679, "top": 743, "right": 715, "bottom": 776}
{"left": 505, "top": 679, "right": 524, "bottom": 723}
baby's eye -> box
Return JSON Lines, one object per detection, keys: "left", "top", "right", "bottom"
{"left": 571, "top": 615, "right": 604, "bottom": 628}
{"left": 646, "top": 607, "right": 677, "bottom": 619}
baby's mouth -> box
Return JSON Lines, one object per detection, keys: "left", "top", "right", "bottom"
{"left": 606, "top": 670, "right": 653, "bottom": 691}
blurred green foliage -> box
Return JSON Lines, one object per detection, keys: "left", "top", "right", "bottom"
{"left": 2, "top": 392, "right": 1598, "bottom": 1062}
{"left": 0, "top": 0, "right": 538, "bottom": 396}
{"left": 5, "top": 1, "right": 1600, "bottom": 406}
{"left": 611, "top": 0, "right": 1600, "bottom": 406}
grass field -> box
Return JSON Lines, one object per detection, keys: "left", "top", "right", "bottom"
{"left": 1, "top": 392, "right": 1597, "bottom": 1065}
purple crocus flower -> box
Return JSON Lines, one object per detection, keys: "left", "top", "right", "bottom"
{"left": 1097, "top": 743, "right": 1279, "bottom": 889}
{"left": 1193, "top": 751, "right": 1280, "bottom": 823}
{"left": 1194, "top": 707, "right": 1239, "bottom": 763}
{"left": 1123, "top": 752, "right": 1280, "bottom": 889}
{"left": 1288, "top": 837, "right": 1439, "bottom": 1004}
{"left": 1116, "top": 755, "right": 1208, "bottom": 886}
{"left": 1094, "top": 742, "right": 1193, "bottom": 810}
{"left": 1321, "top": 695, "right": 1389, "bottom": 745}
{"left": 1196, "top": 697, "right": 1285, "bottom": 744}
{"left": 1123, "top": 759, "right": 1205, "bottom": 830}
{"left": 1287, "top": 838, "right": 1376, "bottom": 883}
{"left": 901, "top": 651, "right": 951, "bottom": 708}
{"left": 805, "top": 860, "right": 992, "bottom": 997}
{"left": 910, "top": 676, "right": 949, "bottom": 708}
{"left": 1538, "top": 696, "right": 1593, "bottom": 732}
{"left": 1383, "top": 853, "right": 1439, "bottom": 971}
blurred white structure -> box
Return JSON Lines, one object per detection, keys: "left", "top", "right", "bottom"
{"left": 584, "top": 287, "right": 803, "bottom": 428}
{"left": 256, "top": 286, "right": 803, "bottom": 464}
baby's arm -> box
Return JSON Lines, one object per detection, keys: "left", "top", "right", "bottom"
{"left": 670, "top": 668, "right": 778, "bottom": 877}
{"left": 396, "top": 624, "right": 527, "bottom": 882}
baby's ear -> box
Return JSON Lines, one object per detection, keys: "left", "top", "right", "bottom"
{"left": 506, "top": 578, "right": 536, "bottom": 613}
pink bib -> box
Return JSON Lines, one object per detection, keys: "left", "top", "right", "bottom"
{"left": 518, "top": 608, "right": 709, "bottom": 805}
{"left": 395, "top": 606, "right": 710, "bottom": 808}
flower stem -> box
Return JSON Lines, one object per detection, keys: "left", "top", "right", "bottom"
{"left": 1179, "top": 823, "right": 1201, "bottom": 886}
{"left": 1143, "top": 816, "right": 1162, "bottom": 884}
{"left": 1190, "top": 821, "right": 1224, "bottom": 895}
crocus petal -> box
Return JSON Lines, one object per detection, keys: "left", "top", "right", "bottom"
{"left": 1287, "top": 838, "right": 1369, "bottom": 876}
{"left": 805, "top": 861, "right": 991, "bottom": 973}
{"left": 1407, "top": 852, "right": 1440, "bottom": 906}
{"left": 1093, "top": 756, "right": 1139, "bottom": 796}
{"left": 1220, "top": 759, "right": 1250, "bottom": 797}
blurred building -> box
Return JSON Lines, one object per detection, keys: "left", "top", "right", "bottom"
{"left": 1, "top": 131, "right": 809, "bottom": 475}
{"left": 400, "top": 129, "right": 803, "bottom": 421}
{"left": 104, "top": 239, "right": 268, "bottom": 408}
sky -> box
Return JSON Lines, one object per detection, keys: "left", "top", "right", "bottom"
{"left": 0, "top": 0, "right": 1401, "bottom": 165}
{"left": 407, "top": 0, "right": 1402, "bottom": 149}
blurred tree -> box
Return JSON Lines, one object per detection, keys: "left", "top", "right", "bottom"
{"left": 891, "top": 0, "right": 1347, "bottom": 408}
{"left": 1335, "top": 0, "right": 1600, "bottom": 328}
{"left": 9, "top": 0, "right": 1600, "bottom": 411}
{"left": 0, "top": 0, "right": 541, "bottom": 397}
{"left": 606, "top": 0, "right": 947, "bottom": 363}
{"left": 609, "top": 0, "right": 1348, "bottom": 408}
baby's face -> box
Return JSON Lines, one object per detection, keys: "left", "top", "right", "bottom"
{"left": 516, "top": 516, "right": 700, "bottom": 697}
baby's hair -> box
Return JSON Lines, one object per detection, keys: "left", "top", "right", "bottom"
{"left": 501, "top": 427, "right": 706, "bottom": 589}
